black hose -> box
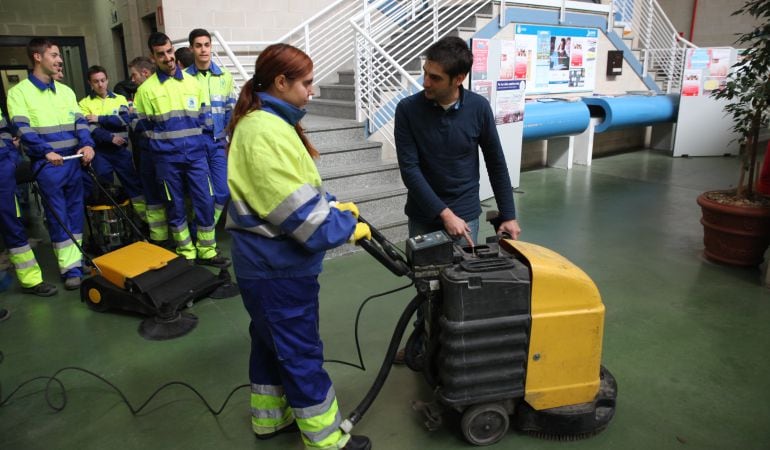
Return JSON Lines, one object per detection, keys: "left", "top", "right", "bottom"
{"left": 346, "top": 293, "right": 426, "bottom": 426}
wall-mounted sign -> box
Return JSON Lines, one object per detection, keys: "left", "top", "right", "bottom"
{"left": 513, "top": 24, "right": 598, "bottom": 95}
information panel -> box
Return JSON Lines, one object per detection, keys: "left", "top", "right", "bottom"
{"left": 513, "top": 24, "right": 599, "bottom": 95}
{"left": 469, "top": 38, "right": 524, "bottom": 192}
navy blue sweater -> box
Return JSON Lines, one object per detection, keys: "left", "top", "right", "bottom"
{"left": 394, "top": 87, "right": 516, "bottom": 227}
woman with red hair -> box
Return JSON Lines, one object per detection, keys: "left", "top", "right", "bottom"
{"left": 226, "top": 43, "right": 372, "bottom": 449}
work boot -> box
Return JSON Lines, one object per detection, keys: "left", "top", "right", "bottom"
{"left": 196, "top": 254, "right": 231, "bottom": 269}
{"left": 0, "top": 308, "right": 9, "bottom": 322}
{"left": 22, "top": 281, "right": 58, "bottom": 297}
{"left": 254, "top": 422, "right": 299, "bottom": 440}
{"left": 343, "top": 435, "right": 372, "bottom": 450}
{"left": 64, "top": 277, "right": 82, "bottom": 291}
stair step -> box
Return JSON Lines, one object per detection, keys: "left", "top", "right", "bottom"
{"left": 316, "top": 140, "right": 383, "bottom": 169}
{"left": 303, "top": 114, "right": 364, "bottom": 146}
{"left": 319, "top": 83, "right": 355, "bottom": 101}
{"left": 305, "top": 98, "right": 357, "bottom": 120}
{"left": 335, "top": 184, "right": 407, "bottom": 223}
{"left": 320, "top": 160, "right": 401, "bottom": 194}
{"left": 338, "top": 70, "right": 355, "bottom": 85}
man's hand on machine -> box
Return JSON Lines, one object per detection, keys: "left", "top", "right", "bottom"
{"left": 439, "top": 208, "right": 475, "bottom": 247}
{"left": 349, "top": 222, "right": 372, "bottom": 244}
{"left": 330, "top": 201, "right": 360, "bottom": 218}
{"left": 498, "top": 219, "right": 521, "bottom": 240}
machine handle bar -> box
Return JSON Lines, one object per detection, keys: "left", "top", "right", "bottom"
{"left": 356, "top": 215, "right": 412, "bottom": 279}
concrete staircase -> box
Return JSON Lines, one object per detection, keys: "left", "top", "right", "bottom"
{"left": 303, "top": 113, "right": 408, "bottom": 256}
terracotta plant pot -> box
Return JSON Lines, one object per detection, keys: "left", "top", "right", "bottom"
{"left": 697, "top": 192, "right": 770, "bottom": 266}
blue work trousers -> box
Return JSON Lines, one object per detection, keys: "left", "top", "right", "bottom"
{"left": 33, "top": 157, "right": 84, "bottom": 279}
{"left": 0, "top": 155, "right": 29, "bottom": 250}
{"left": 206, "top": 138, "right": 230, "bottom": 222}
{"left": 238, "top": 275, "right": 333, "bottom": 409}
{"left": 83, "top": 148, "right": 143, "bottom": 199}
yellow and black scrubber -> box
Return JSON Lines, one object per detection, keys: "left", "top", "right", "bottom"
{"left": 341, "top": 217, "right": 617, "bottom": 446}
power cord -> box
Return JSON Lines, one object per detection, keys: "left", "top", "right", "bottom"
{"left": 324, "top": 281, "right": 414, "bottom": 370}
{"left": 0, "top": 281, "right": 415, "bottom": 414}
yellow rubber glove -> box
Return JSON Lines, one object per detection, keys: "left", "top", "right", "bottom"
{"left": 333, "top": 201, "right": 360, "bottom": 218}
{"left": 349, "top": 222, "right": 372, "bottom": 244}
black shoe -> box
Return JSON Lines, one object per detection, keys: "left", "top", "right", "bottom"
{"left": 255, "top": 421, "right": 299, "bottom": 440}
{"left": 64, "top": 277, "right": 82, "bottom": 291}
{"left": 196, "top": 255, "right": 231, "bottom": 269}
{"left": 22, "top": 281, "right": 58, "bottom": 297}
{"left": 0, "top": 308, "right": 9, "bottom": 322}
{"left": 343, "top": 435, "right": 372, "bottom": 450}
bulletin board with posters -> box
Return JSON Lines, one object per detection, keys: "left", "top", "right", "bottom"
{"left": 512, "top": 23, "right": 599, "bottom": 95}
{"left": 469, "top": 38, "right": 525, "bottom": 192}
{"left": 673, "top": 47, "right": 740, "bottom": 157}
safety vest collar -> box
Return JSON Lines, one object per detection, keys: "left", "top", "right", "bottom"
{"left": 28, "top": 73, "right": 56, "bottom": 93}
{"left": 258, "top": 92, "right": 306, "bottom": 126}
{"left": 157, "top": 66, "right": 185, "bottom": 83}
{"left": 186, "top": 61, "right": 223, "bottom": 76}
{"left": 88, "top": 90, "right": 118, "bottom": 100}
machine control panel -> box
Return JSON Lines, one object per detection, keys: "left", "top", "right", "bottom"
{"left": 406, "top": 231, "right": 454, "bottom": 267}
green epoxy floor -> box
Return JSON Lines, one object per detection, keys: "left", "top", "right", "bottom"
{"left": 2, "top": 150, "right": 770, "bottom": 450}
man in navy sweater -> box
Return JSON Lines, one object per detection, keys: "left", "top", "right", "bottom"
{"left": 394, "top": 36, "right": 521, "bottom": 245}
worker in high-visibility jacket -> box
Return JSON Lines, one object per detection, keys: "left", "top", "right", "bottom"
{"left": 133, "top": 32, "right": 228, "bottom": 267}
{"left": 79, "top": 65, "right": 145, "bottom": 219}
{"left": 0, "top": 116, "right": 57, "bottom": 297}
{"left": 7, "top": 38, "right": 95, "bottom": 291}
{"left": 128, "top": 56, "right": 168, "bottom": 244}
{"left": 186, "top": 28, "right": 234, "bottom": 225}
{"left": 226, "top": 44, "right": 372, "bottom": 450}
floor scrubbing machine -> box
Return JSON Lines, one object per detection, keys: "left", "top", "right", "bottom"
{"left": 343, "top": 216, "right": 617, "bottom": 446}
{"left": 33, "top": 155, "right": 239, "bottom": 340}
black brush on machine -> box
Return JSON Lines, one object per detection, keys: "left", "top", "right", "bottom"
{"left": 30, "top": 155, "right": 239, "bottom": 340}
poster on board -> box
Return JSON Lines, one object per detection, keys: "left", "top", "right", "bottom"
{"left": 513, "top": 23, "right": 598, "bottom": 94}
{"left": 469, "top": 38, "right": 524, "bottom": 191}
{"left": 673, "top": 47, "right": 739, "bottom": 157}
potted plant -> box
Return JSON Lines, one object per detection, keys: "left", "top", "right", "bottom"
{"left": 697, "top": 0, "right": 770, "bottom": 267}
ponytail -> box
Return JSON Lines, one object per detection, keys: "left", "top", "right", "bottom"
{"left": 227, "top": 77, "right": 320, "bottom": 160}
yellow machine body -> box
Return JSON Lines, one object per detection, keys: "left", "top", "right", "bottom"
{"left": 502, "top": 240, "right": 605, "bottom": 411}
{"left": 90, "top": 241, "right": 178, "bottom": 289}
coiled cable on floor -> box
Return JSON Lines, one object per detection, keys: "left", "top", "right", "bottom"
{"left": 0, "top": 281, "right": 414, "bottom": 414}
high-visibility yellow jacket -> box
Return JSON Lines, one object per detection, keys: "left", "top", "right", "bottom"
{"left": 79, "top": 91, "right": 130, "bottom": 151}
{"left": 226, "top": 93, "right": 356, "bottom": 278}
{"left": 186, "top": 62, "right": 235, "bottom": 141}
{"left": 7, "top": 74, "right": 94, "bottom": 160}
{"left": 133, "top": 67, "right": 207, "bottom": 162}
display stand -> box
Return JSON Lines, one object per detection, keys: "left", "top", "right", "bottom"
{"left": 470, "top": 38, "right": 525, "bottom": 198}
{"left": 673, "top": 48, "right": 740, "bottom": 157}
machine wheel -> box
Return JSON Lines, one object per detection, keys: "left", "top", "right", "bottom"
{"left": 460, "top": 403, "right": 509, "bottom": 446}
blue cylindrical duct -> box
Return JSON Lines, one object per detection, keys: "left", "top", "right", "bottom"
{"left": 522, "top": 100, "right": 591, "bottom": 141}
{"left": 582, "top": 94, "right": 680, "bottom": 133}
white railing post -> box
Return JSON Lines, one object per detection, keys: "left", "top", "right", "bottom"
{"left": 559, "top": 0, "right": 566, "bottom": 24}
{"left": 432, "top": 0, "right": 439, "bottom": 41}
{"left": 304, "top": 24, "right": 311, "bottom": 56}
{"left": 500, "top": 0, "right": 507, "bottom": 28}
{"left": 667, "top": 32, "right": 678, "bottom": 94}
{"left": 212, "top": 30, "right": 250, "bottom": 83}
{"left": 364, "top": 0, "right": 373, "bottom": 126}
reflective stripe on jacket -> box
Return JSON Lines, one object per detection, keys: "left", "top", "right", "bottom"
{"left": 226, "top": 99, "right": 356, "bottom": 279}
{"left": 7, "top": 75, "right": 94, "bottom": 160}
{"left": 186, "top": 62, "right": 236, "bottom": 141}
{"left": 132, "top": 67, "right": 207, "bottom": 161}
